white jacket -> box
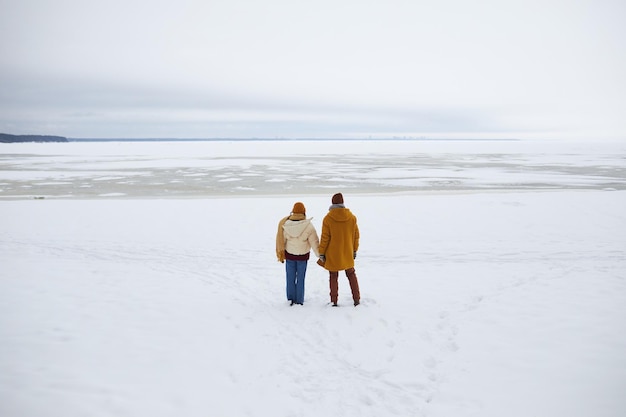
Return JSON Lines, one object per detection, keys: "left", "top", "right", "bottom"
{"left": 283, "top": 218, "right": 320, "bottom": 257}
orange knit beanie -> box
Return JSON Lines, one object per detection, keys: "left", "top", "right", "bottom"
{"left": 292, "top": 202, "right": 306, "bottom": 214}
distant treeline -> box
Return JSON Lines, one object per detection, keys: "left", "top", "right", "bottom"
{"left": 0, "top": 133, "right": 69, "bottom": 143}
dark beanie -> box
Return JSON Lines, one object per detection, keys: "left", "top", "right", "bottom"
{"left": 332, "top": 193, "right": 344, "bottom": 204}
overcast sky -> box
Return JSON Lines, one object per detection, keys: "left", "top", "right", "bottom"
{"left": 1, "top": 0, "right": 625, "bottom": 140}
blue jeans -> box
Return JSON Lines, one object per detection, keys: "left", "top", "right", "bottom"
{"left": 285, "top": 259, "right": 308, "bottom": 304}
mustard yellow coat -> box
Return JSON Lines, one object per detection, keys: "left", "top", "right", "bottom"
{"left": 318, "top": 207, "right": 360, "bottom": 271}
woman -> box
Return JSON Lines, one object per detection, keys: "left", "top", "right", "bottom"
{"left": 275, "top": 202, "right": 319, "bottom": 305}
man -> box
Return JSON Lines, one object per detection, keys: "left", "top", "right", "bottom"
{"left": 318, "top": 193, "right": 360, "bottom": 306}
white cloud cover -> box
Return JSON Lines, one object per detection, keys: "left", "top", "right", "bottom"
{"left": 1, "top": 0, "right": 625, "bottom": 139}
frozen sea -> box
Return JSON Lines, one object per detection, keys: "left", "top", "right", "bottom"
{"left": 1, "top": 139, "right": 625, "bottom": 199}
{"left": 1, "top": 139, "right": 625, "bottom": 417}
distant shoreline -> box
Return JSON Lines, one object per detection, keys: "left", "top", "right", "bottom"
{"left": 2, "top": 133, "right": 521, "bottom": 143}
{"left": 0, "top": 133, "right": 69, "bottom": 143}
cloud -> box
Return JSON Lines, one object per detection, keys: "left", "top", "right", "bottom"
{"left": 0, "top": 71, "right": 497, "bottom": 138}
{"left": 1, "top": 0, "right": 625, "bottom": 139}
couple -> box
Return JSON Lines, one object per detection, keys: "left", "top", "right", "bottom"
{"left": 275, "top": 193, "right": 361, "bottom": 307}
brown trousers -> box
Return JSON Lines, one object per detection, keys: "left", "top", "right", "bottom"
{"left": 329, "top": 268, "right": 360, "bottom": 304}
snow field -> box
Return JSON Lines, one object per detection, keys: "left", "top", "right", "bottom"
{"left": 1, "top": 189, "right": 625, "bottom": 417}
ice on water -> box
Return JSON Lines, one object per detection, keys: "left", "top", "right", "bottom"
{"left": 1, "top": 139, "right": 624, "bottom": 199}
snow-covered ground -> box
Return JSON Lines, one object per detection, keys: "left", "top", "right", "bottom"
{"left": 1, "top": 140, "right": 625, "bottom": 417}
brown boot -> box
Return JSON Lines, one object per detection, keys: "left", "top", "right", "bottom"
{"left": 346, "top": 268, "right": 360, "bottom": 306}
{"left": 329, "top": 271, "right": 339, "bottom": 305}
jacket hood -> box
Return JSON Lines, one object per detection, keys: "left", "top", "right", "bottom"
{"left": 283, "top": 218, "right": 313, "bottom": 238}
{"left": 327, "top": 207, "right": 353, "bottom": 222}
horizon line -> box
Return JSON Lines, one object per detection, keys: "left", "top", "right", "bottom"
{"left": 67, "top": 137, "right": 522, "bottom": 142}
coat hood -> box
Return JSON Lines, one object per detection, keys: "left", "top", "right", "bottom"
{"left": 283, "top": 218, "right": 313, "bottom": 238}
{"left": 326, "top": 207, "right": 353, "bottom": 222}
